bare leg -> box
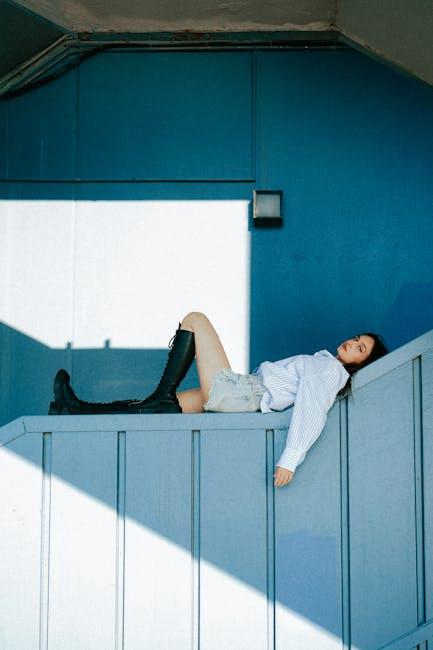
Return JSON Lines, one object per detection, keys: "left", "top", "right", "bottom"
{"left": 176, "top": 388, "right": 205, "bottom": 413}
{"left": 175, "top": 311, "right": 232, "bottom": 411}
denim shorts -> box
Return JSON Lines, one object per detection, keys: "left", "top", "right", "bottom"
{"left": 203, "top": 368, "right": 267, "bottom": 413}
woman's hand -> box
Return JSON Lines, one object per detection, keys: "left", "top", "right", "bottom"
{"left": 274, "top": 465, "right": 294, "bottom": 487}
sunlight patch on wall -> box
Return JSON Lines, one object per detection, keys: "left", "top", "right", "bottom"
{"left": 0, "top": 199, "right": 75, "bottom": 348}
{"left": 0, "top": 199, "right": 251, "bottom": 372}
{"left": 1, "top": 435, "right": 346, "bottom": 648}
{"left": 275, "top": 601, "right": 342, "bottom": 649}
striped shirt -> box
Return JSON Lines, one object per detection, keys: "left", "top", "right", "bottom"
{"left": 252, "top": 350, "right": 350, "bottom": 473}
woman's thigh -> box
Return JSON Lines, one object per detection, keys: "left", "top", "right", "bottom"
{"left": 181, "top": 312, "right": 232, "bottom": 402}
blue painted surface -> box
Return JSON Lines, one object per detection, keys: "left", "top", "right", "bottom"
{"left": 0, "top": 49, "right": 432, "bottom": 429}
{"left": 78, "top": 51, "right": 254, "bottom": 180}
{"left": 1, "top": 329, "right": 433, "bottom": 648}
{"left": 252, "top": 50, "right": 433, "bottom": 362}
{"left": 0, "top": 70, "right": 77, "bottom": 180}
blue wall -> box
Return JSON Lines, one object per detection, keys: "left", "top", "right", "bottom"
{"left": 252, "top": 51, "right": 433, "bottom": 365}
{"left": 0, "top": 49, "right": 432, "bottom": 421}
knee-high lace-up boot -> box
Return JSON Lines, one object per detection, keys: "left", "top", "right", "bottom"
{"left": 48, "top": 323, "right": 196, "bottom": 414}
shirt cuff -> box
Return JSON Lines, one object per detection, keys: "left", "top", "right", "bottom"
{"left": 276, "top": 447, "right": 305, "bottom": 472}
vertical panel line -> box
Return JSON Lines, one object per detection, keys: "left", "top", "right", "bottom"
{"left": 340, "top": 399, "right": 351, "bottom": 650}
{"left": 266, "top": 429, "right": 275, "bottom": 650}
{"left": 252, "top": 49, "right": 258, "bottom": 183}
{"left": 192, "top": 430, "right": 201, "bottom": 650}
{"left": 39, "top": 432, "right": 52, "bottom": 650}
{"left": 115, "top": 431, "right": 126, "bottom": 650}
{"left": 413, "top": 357, "right": 426, "bottom": 628}
{"left": 75, "top": 58, "right": 80, "bottom": 181}
{"left": 71, "top": 57, "right": 79, "bottom": 369}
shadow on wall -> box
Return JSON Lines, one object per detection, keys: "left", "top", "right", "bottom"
{"left": 277, "top": 530, "right": 340, "bottom": 630}
{"left": 0, "top": 321, "right": 200, "bottom": 427}
{"left": 2, "top": 281, "right": 433, "bottom": 425}
{"left": 383, "top": 281, "right": 433, "bottom": 350}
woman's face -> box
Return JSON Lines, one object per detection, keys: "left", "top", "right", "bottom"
{"left": 336, "top": 334, "right": 375, "bottom": 365}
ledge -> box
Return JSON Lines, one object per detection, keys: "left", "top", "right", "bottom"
{"left": 0, "top": 410, "right": 293, "bottom": 446}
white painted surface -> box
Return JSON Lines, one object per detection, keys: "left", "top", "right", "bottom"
{"left": 275, "top": 602, "right": 342, "bottom": 650}
{"left": 200, "top": 427, "right": 269, "bottom": 650}
{"left": 0, "top": 199, "right": 250, "bottom": 371}
{"left": 73, "top": 199, "right": 251, "bottom": 372}
{"left": 0, "top": 434, "right": 43, "bottom": 650}
{"left": 48, "top": 432, "right": 118, "bottom": 649}
{"left": 1, "top": 325, "right": 432, "bottom": 648}
{"left": 0, "top": 199, "right": 74, "bottom": 348}
{"left": 200, "top": 559, "right": 268, "bottom": 650}
{"left": 123, "top": 430, "right": 193, "bottom": 649}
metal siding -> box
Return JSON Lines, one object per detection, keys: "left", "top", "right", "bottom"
{"left": 275, "top": 405, "right": 343, "bottom": 649}
{"left": 0, "top": 99, "right": 7, "bottom": 178}
{"left": 0, "top": 52, "right": 433, "bottom": 427}
{"left": 200, "top": 427, "right": 268, "bottom": 650}
{"left": 0, "top": 432, "right": 43, "bottom": 650}
{"left": 0, "top": 182, "right": 75, "bottom": 425}
{"left": 251, "top": 49, "right": 433, "bottom": 363}
{"left": 48, "top": 431, "right": 118, "bottom": 649}
{"left": 422, "top": 351, "right": 433, "bottom": 624}
{"left": 77, "top": 51, "right": 254, "bottom": 181}
{"left": 0, "top": 355, "right": 432, "bottom": 650}
{"left": 123, "top": 428, "right": 193, "bottom": 649}
{"left": 3, "top": 69, "right": 77, "bottom": 180}
{"left": 348, "top": 362, "right": 418, "bottom": 648}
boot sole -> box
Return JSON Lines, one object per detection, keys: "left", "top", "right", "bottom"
{"left": 137, "top": 404, "right": 182, "bottom": 414}
{"left": 48, "top": 401, "right": 182, "bottom": 415}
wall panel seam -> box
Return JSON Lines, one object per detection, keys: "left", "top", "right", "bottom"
{"left": 413, "top": 356, "right": 426, "bottom": 628}
{"left": 266, "top": 429, "right": 275, "bottom": 650}
{"left": 115, "top": 431, "right": 126, "bottom": 650}
{"left": 340, "top": 398, "right": 351, "bottom": 649}
{"left": 39, "top": 431, "right": 52, "bottom": 650}
{"left": 192, "top": 429, "right": 201, "bottom": 650}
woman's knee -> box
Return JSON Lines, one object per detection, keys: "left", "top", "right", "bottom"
{"left": 182, "top": 311, "right": 208, "bottom": 329}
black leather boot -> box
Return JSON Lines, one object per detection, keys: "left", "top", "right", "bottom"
{"left": 48, "top": 369, "right": 142, "bottom": 415}
{"left": 129, "top": 324, "right": 196, "bottom": 413}
{"left": 48, "top": 323, "right": 196, "bottom": 415}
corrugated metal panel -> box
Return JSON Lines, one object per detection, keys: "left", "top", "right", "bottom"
{"left": 1, "top": 328, "right": 433, "bottom": 647}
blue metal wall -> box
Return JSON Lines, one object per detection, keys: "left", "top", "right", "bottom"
{"left": 0, "top": 49, "right": 432, "bottom": 423}
{"left": 252, "top": 51, "right": 433, "bottom": 364}
{"left": 1, "top": 329, "right": 433, "bottom": 648}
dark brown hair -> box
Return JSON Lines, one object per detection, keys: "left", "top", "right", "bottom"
{"left": 336, "top": 332, "right": 389, "bottom": 398}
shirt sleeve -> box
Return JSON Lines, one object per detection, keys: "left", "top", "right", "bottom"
{"left": 276, "top": 363, "right": 341, "bottom": 473}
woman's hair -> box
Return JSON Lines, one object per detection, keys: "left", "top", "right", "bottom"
{"left": 336, "top": 332, "right": 389, "bottom": 398}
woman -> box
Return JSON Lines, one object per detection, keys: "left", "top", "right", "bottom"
{"left": 49, "top": 311, "right": 388, "bottom": 488}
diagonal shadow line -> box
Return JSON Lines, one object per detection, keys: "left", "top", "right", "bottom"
{"left": 2, "top": 323, "right": 433, "bottom": 645}
{"left": 1, "top": 407, "right": 354, "bottom": 646}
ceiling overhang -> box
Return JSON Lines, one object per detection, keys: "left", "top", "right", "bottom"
{"left": 0, "top": 0, "right": 432, "bottom": 101}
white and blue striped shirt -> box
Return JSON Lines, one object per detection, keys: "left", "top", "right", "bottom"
{"left": 252, "top": 350, "right": 350, "bottom": 473}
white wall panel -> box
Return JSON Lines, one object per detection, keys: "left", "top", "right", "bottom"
{"left": 0, "top": 433, "right": 43, "bottom": 650}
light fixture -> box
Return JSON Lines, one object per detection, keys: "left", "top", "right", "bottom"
{"left": 253, "top": 190, "right": 283, "bottom": 227}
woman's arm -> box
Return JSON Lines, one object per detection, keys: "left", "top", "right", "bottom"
{"left": 275, "top": 363, "right": 342, "bottom": 482}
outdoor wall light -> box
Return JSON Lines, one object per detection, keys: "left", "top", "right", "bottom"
{"left": 253, "top": 190, "right": 283, "bottom": 227}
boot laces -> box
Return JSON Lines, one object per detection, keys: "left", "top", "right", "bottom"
{"left": 167, "top": 322, "right": 182, "bottom": 349}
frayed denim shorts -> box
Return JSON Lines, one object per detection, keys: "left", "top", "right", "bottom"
{"left": 203, "top": 368, "right": 267, "bottom": 413}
